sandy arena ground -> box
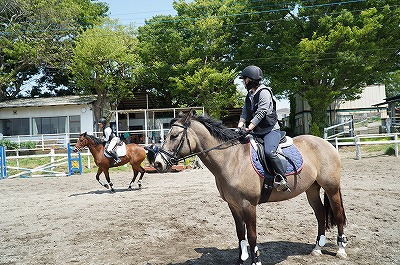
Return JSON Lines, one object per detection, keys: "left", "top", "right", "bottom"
{"left": 0, "top": 149, "right": 399, "bottom": 265}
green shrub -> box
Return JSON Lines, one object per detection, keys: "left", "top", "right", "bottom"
{"left": 20, "top": 141, "right": 36, "bottom": 149}
{"left": 0, "top": 140, "right": 19, "bottom": 150}
{"left": 384, "top": 147, "right": 396, "bottom": 156}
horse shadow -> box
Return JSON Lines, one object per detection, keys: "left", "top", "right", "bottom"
{"left": 68, "top": 187, "right": 146, "bottom": 197}
{"left": 167, "top": 241, "right": 336, "bottom": 265}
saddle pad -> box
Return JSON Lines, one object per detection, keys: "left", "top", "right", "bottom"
{"left": 250, "top": 143, "right": 304, "bottom": 178}
{"left": 104, "top": 143, "right": 127, "bottom": 158}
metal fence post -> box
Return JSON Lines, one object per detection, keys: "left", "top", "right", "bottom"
{"left": 355, "top": 136, "right": 361, "bottom": 160}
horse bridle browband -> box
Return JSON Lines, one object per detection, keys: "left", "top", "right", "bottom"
{"left": 157, "top": 122, "right": 241, "bottom": 167}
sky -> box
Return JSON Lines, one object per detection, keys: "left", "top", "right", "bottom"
{"left": 102, "top": 0, "right": 178, "bottom": 26}
{"left": 101, "top": 0, "right": 290, "bottom": 109}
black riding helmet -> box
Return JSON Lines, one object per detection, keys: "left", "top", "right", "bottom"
{"left": 98, "top": 117, "right": 107, "bottom": 125}
{"left": 240, "top": 65, "right": 263, "bottom": 80}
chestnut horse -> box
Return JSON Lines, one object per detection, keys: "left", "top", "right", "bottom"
{"left": 154, "top": 112, "right": 347, "bottom": 265}
{"left": 74, "top": 132, "right": 155, "bottom": 192}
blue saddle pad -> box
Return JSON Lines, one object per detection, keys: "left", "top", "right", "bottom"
{"left": 250, "top": 143, "right": 304, "bottom": 179}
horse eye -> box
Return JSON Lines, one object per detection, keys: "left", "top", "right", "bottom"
{"left": 170, "top": 134, "right": 178, "bottom": 140}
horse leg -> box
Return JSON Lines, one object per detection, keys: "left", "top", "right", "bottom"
{"left": 128, "top": 170, "right": 139, "bottom": 190}
{"left": 242, "top": 204, "right": 261, "bottom": 265}
{"left": 228, "top": 204, "right": 248, "bottom": 265}
{"left": 103, "top": 169, "right": 115, "bottom": 193}
{"left": 306, "top": 182, "right": 327, "bottom": 256}
{"left": 95, "top": 168, "right": 108, "bottom": 188}
{"left": 137, "top": 166, "right": 146, "bottom": 189}
{"left": 326, "top": 188, "right": 347, "bottom": 259}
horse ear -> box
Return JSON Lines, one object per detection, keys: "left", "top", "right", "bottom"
{"left": 83, "top": 132, "right": 87, "bottom": 136}
{"left": 182, "top": 109, "right": 193, "bottom": 123}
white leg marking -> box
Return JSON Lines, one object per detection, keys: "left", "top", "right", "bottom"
{"left": 240, "top": 240, "right": 249, "bottom": 261}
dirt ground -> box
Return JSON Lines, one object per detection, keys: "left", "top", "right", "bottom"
{"left": 0, "top": 149, "right": 399, "bottom": 265}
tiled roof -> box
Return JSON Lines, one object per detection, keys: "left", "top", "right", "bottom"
{"left": 0, "top": 95, "right": 97, "bottom": 108}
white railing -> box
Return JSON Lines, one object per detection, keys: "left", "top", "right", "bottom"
{"left": 324, "top": 120, "right": 354, "bottom": 139}
{"left": 327, "top": 133, "right": 399, "bottom": 159}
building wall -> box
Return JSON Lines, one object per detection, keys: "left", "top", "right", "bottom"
{"left": 0, "top": 104, "right": 94, "bottom": 136}
{"left": 293, "top": 84, "right": 387, "bottom": 135}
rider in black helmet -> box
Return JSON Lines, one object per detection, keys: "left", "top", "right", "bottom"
{"left": 237, "top": 65, "right": 290, "bottom": 192}
{"left": 98, "top": 117, "right": 121, "bottom": 164}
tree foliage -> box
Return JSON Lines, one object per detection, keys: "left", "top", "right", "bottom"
{"left": 1, "top": 0, "right": 399, "bottom": 134}
{"left": 230, "top": 0, "right": 400, "bottom": 135}
{"left": 71, "top": 19, "right": 140, "bottom": 121}
{"left": 0, "top": 0, "right": 108, "bottom": 100}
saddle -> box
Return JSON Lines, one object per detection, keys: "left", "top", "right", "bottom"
{"left": 248, "top": 132, "right": 304, "bottom": 203}
{"left": 104, "top": 141, "right": 127, "bottom": 158}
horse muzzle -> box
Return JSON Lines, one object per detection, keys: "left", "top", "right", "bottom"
{"left": 153, "top": 151, "right": 176, "bottom": 173}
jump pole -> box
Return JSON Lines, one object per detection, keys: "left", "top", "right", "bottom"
{"left": 0, "top": 146, "right": 7, "bottom": 179}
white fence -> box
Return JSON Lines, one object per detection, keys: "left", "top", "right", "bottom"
{"left": 327, "top": 133, "right": 399, "bottom": 160}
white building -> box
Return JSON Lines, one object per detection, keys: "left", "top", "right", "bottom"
{"left": 293, "top": 84, "right": 387, "bottom": 135}
{"left": 0, "top": 95, "right": 96, "bottom": 141}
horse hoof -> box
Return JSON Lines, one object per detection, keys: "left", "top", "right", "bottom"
{"left": 104, "top": 184, "right": 109, "bottom": 189}
{"left": 336, "top": 249, "right": 348, "bottom": 259}
{"left": 311, "top": 249, "right": 322, "bottom": 256}
{"left": 128, "top": 186, "right": 133, "bottom": 191}
{"left": 235, "top": 259, "right": 244, "bottom": 265}
{"left": 110, "top": 189, "right": 115, "bottom": 193}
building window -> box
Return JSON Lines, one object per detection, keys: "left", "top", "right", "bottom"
{"left": 69, "top": 116, "right": 81, "bottom": 133}
{"left": 33, "top": 117, "right": 67, "bottom": 134}
{"left": 0, "top": 118, "right": 30, "bottom": 136}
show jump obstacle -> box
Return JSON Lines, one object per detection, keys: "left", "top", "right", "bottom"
{"left": 0, "top": 143, "right": 82, "bottom": 179}
{"left": 0, "top": 146, "right": 6, "bottom": 179}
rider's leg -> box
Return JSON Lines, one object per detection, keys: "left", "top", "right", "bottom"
{"left": 264, "top": 129, "right": 290, "bottom": 192}
{"left": 107, "top": 138, "right": 121, "bottom": 163}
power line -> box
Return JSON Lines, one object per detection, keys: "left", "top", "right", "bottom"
{"left": 0, "top": 0, "right": 373, "bottom": 33}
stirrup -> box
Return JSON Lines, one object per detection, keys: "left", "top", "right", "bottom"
{"left": 273, "top": 178, "right": 291, "bottom": 192}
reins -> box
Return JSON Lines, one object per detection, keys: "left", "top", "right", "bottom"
{"left": 157, "top": 123, "right": 242, "bottom": 166}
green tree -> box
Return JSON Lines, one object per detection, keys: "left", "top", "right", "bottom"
{"left": 0, "top": 0, "right": 108, "bottom": 100}
{"left": 135, "top": 0, "right": 244, "bottom": 118}
{"left": 232, "top": 0, "right": 400, "bottom": 135}
{"left": 71, "top": 19, "right": 140, "bottom": 121}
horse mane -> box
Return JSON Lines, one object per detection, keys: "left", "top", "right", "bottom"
{"left": 84, "top": 134, "right": 103, "bottom": 146}
{"left": 176, "top": 114, "right": 240, "bottom": 143}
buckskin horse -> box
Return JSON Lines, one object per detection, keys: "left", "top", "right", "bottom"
{"left": 153, "top": 111, "right": 347, "bottom": 265}
{"left": 74, "top": 132, "right": 155, "bottom": 192}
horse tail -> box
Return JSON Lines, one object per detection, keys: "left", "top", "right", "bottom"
{"left": 144, "top": 146, "right": 155, "bottom": 165}
{"left": 324, "top": 189, "right": 347, "bottom": 229}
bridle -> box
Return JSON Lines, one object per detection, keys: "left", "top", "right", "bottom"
{"left": 73, "top": 137, "right": 89, "bottom": 152}
{"left": 157, "top": 122, "right": 242, "bottom": 168}
{"left": 157, "top": 124, "right": 191, "bottom": 167}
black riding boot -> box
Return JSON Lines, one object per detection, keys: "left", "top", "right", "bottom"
{"left": 268, "top": 153, "right": 291, "bottom": 192}
{"left": 110, "top": 150, "right": 121, "bottom": 164}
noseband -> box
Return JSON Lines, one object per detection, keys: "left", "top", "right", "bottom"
{"left": 157, "top": 123, "right": 192, "bottom": 167}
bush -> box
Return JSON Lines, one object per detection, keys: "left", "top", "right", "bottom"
{"left": 0, "top": 140, "right": 19, "bottom": 150}
{"left": 20, "top": 141, "right": 36, "bottom": 149}
{"left": 384, "top": 147, "right": 396, "bottom": 156}
{"left": 0, "top": 140, "right": 36, "bottom": 150}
